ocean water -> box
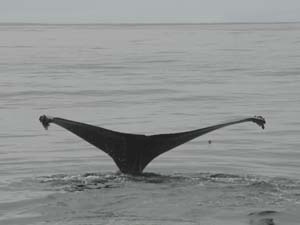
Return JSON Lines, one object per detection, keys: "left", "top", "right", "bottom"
{"left": 0, "top": 23, "right": 300, "bottom": 225}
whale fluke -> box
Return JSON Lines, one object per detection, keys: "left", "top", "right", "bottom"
{"left": 40, "top": 115, "right": 54, "bottom": 130}
{"left": 39, "top": 115, "right": 265, "bottom": 174}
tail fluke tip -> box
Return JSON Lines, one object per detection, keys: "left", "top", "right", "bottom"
{"left": 39, "top": 115, "right": 53, "bottom": 130}
{"left": 252, "top": 115, "right": 266, "bottom": 129}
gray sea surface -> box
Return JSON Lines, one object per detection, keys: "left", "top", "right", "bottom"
{"left": 0, "top": 23, "right": 300, "bottom": 225}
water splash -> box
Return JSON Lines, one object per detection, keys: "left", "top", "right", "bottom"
{"left": 31, "top": 172, "right": 300, "bottom": 203}
{"left": 36, "top": 172, "right": 126, "bottom": 191}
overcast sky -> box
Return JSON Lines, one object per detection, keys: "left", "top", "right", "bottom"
{"left": 1, "top": 0, "right": 300, "bottom": 23}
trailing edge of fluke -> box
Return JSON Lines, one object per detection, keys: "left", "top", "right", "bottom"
{"left": 39, "top": 115, "right": 265, "bottom": 174}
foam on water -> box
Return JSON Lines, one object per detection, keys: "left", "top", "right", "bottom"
{"left": 9, "top": 172, "right": 299, "bottom": 205}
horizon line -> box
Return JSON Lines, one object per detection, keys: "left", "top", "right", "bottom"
{"left": 0, "top": 21, "right": 300, "bottom": 26}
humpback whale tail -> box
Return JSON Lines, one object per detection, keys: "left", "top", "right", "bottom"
{"left": 39, "top": 115, "right": 265, "bottom": 174}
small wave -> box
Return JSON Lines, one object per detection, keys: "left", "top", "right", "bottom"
{"left": 250, "top": 218, "right": 275, "bottom": 225}
{"left": 28, "top": 171, "right": 300, "bottom": 200}
{"left": 35, "top": 172, "right": 190, "bottom": 191}
{"left": 36, "top": 172, "right": 126, "bottom": 192}
{"left": 248, "top": 181, "right": 279, "bottom": 192}
{"left": 248, "top": 210, "right": 279, "bottom": 225}
{"left": 249, "top": 210, "right": 278, "bottom": 216}
{"left": 123, "top": 172, "right": 189, "bottom": 184}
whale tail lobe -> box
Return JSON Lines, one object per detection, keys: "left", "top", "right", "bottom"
{"left": 39, "top": 115, "right": 265, "bottom": 174}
